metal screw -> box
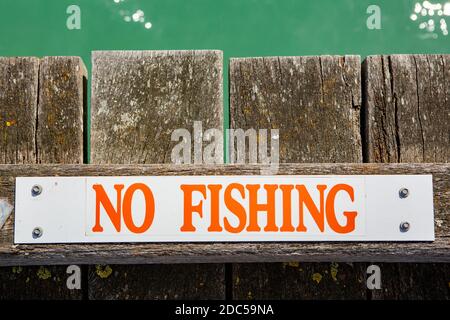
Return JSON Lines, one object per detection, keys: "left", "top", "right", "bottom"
{"left": 32, "top": 227, "right": 43, "bottom": 239}
{"left": 31, "top": 185, "right": 43, "bottom": 197}
{"left": 399, "top": 188, "right": 409, "bottom": 199}
{"left": 399, "top": 222, "right": 410, "bottom": 233}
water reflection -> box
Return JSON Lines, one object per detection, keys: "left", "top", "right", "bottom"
{"left": 411, "top": 1, "right": 449, "bottom": 38}
{"left": 112, "top": 0, "right": 152, "bottom": 30}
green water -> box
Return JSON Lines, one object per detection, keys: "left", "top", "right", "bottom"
{"left": 1, "top": 0, "right": 449, "bottom": 162}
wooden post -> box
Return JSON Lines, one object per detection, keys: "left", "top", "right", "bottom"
{"left": 88, "top": 50, "right": 225, "bottom": 299}
{"left": 37, "top": 57, "right": 86, "bottom": 164}
{"left": 0, "top": 57, "right": 39, "bottom": 164}
{"left": 363, "top": 54, "right": 450, "bottom": 299}
{"left": 230, "top": 56, "right": 362, "bottom": 163}
{"left": 364, "top": 55, "right": 449, "bottom": 163}
{"left": 0, "top": 56, "right": 86, "bottom": 299}
{"left": 90, "top": 50, "right": 223, "bottom": 164}
{"left": 229, "top": 55, "right": 367, "bottom": 299}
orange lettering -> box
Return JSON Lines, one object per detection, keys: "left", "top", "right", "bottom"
{"left": 122, "top": 183, "right": 155, "bottom": 233}
{"left": 224, "top": 183, "right": 247, "bottom": 233}
{"left": 280, "top": 185, "right": 295, "bottom": 232}
{"left": 296, "top": 185, "right": 326, "bottom": 232}
{"left": 326, "top": 184, "right": 357, "bottom": 234}
{"left": 92, "top": 184, "right": 124, "bottom": 232}
{"left": 207, "top": 185, "right": 223, "bottom": 232}
{"left": 246, "top": 184, "right": 278, "bottom": 232}
{"left": 180, "top": 184, "right": 207, "bottom": 232}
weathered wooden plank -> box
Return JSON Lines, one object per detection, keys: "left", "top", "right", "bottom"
{"left": 363, "top": 54, "right": 450, "bottom": 300}
{"left": 1, "top": 237, "right": 449, "bottom": 266}
{"left": 363, "top": 54, "right": 449, "bottom": 163}
{"left": 88, "top": 264, "right": 225, "bottom": 300}
{"left": 0, "top": 57, "right": 39, "bottom": 164}
{"left": 0, "top": 56, "right": 86, "bottom": 299}
{"left": 89, "top": 50, "right": 225, "bottom": 299}
{"left": 91, "top": 50, "right": 223, "bottom": 164}
{"left": 229, "top": 55, "right": 367, "bottom": 299}
{"left": 0, "top": 265, "right": 83, "bottom": 300}
{"left": 37, "top": 56, "right": 86, "bottom": 164}
{"left": 366, "top": 263, "right": 450, "bottom": 300}
{"left": 0, "top": 57, "right": 40, "bottom": 300}
{"left": 0, "top": 163, "right": 447, "bottom": 266}
{"left": 232, "top": 262, "right": 368, "bottom": 300}
{"left": 230, "top": 55, "right": 362, "bottom": 163}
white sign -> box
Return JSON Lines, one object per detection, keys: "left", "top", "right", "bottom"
{"left": 14, "top": 175, "right": 434, "bottom": 243}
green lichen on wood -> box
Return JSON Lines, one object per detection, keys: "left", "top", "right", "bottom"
{"left": 312, "top": 273, "right": 323, "bottom": 284}
{"left": 36, "top": 266, "right": 52, "bottom": 280}
{"left": 330, "top": 262, "right": 339, "bottom": 281}
{"left": 12, "top": 266, "right": 22, "bottom": 274}
{"left": 282, "top": 262, "right": 302, "bottom": 270}
{"left": 96, "top": 265, "right": 113, "bottom": 279}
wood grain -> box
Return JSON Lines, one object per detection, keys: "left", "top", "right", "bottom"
{"left": 0, "top": 57, "right": 39, "bottom": 164}
{"left": 230, "top": 55, "right": 362, "bottom": 163}
{"left": 37, "top": 57, "right": 86, "bottom": 164}
{"left": 88, "top": 264, "right": 225, "bottom": 300}
{"left": 363, "top": 54, "right": 450, "bottom": 300}
{"left": 365, "top": 263, "right": 450, "bottom": 300}
{"left": 0, "top": 56, "right": 86, "bottom": 299}
{"left": 229, "top": 55, "right": 366, "bottom": 299}
{"left": 363, "top": 54, "right": 449, "bottom": 163}
{"left": 0, "top": 163, "right": 447, "bottom": 267}
{"left": 1, "top": 53, "right": 448, "bottom": 300}
{"left": 231, "top": 262, "right": 369, "bottom": 300}
{"left": 91, "top": 50, "right": 223, "bottom": 164}
{"left": 88, "top": 50, "right": 225, "bottom": 299}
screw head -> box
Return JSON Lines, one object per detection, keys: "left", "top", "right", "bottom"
{"left": 32, "top": 227, "right": 43, "bottom": 239}
{"left": 31, "top": 185, "right": 43, "bottom": 197}
{"left": 399, "top": 188, "right": 409, "bottom": 199}
{"left": 400, "top": 222, "right": 410, "bottom": 233}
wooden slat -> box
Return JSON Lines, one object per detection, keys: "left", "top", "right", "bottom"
{"left": 363, "top": 54, "right": 450, "bottom": 300}
{"left": 231, "top": 263, "right": 369, "bottom": 300}
{"left": 88, "top": 264, "right": 225, "bottom": 300}
{"left": 37, "top": 57, "right": 86, "bottom": 164}
{"left": 229, "top": 55, "right": 367, "bottom": 299}
{"left": 230, "top": 55, "right": 362, "bottom": 163}
{"left": 364, "top": 55, "right": 449, "bottom": 163}
{"left": 0, "top": 56, "right": 86, "bottom": 299}
{"left": 88, "top": 50, "right": 225, "bottom": 299}
{"left": 0, "top": 57, "right": 39, "bottom": 164}
{"left": 0, "top": 163, "right": 447, "bottom": 266}
{"left": 90, "top": 50, "right": 223, "bottom": 164}
{"left": 365, "top": 263, "right": 450, "bottom": 300}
